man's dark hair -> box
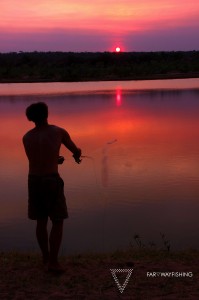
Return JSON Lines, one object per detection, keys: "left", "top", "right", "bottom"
{"left": 26, "top": 102, "right": 48, "bottom": 123}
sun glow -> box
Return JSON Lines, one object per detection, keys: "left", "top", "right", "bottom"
{"left": 115, "top": 47, "right": 121, "bottom": 52}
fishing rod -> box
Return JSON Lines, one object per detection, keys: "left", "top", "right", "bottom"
{"left": 58, "top": 139, "right": 117, "bottom": 164}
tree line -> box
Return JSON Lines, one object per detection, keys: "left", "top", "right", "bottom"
{"left": 0, "top": 51, "right": 199, "bottom": 82}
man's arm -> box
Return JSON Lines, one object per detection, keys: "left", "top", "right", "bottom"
{"left": 61, "top": 129, "right": 82, "bottom": 163}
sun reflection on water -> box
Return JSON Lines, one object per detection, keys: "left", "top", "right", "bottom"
{"left": 116, "top": 88, "right": 122, "bottom": 106}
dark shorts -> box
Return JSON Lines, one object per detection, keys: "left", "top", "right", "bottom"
{"left": 28, "top": 173, "right": 68, "bottom": 221}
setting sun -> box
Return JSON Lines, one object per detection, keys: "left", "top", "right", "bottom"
{"left": 115, "top": 47, "right": 121, "bottom": 53}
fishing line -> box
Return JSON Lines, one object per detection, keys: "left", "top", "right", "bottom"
{"left": 101, "top": 138, "right": 118, "bottom": 251}
{"left": 79, "top": 152, "right": 106, "bottom": 252}
{"left": 80, "top": 155, "right": 99, "bottom": 189}
{"left": 62, "top": 139, "right": 118, "bottom": 253}
{"left": 80, "top": 138, "right": 118, "bottom": 252}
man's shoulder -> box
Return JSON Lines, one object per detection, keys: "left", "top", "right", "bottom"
{"left": 49, "top": 124, "right": 61, "bottom": 130}
{"left": 23, "top": 128, "right": 35, "bottom": 141}
{"left": 50, "top": 125, "right": 68, "bottom": 134}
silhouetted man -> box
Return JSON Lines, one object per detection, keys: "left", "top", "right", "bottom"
{"left": 23, "top": 102, "right": 81, "bottom": 273}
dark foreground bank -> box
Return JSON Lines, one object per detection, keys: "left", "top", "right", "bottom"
{"left": 0, "top": 51, "right": 199, "bottom": 83}
{"left": 0, "top": 249, "right": 199, "bottom": 299}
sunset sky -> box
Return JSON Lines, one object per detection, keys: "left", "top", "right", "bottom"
{"left": 1, "top": 0, "right": 199, "bottom": 52}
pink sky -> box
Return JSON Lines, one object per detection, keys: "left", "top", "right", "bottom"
{"left": 0, "top": 0, "right": 199, "bottom": 52}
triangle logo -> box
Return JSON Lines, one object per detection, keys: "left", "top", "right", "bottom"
{"left": 110, "top": 268, "right": 133, "bottom": 293}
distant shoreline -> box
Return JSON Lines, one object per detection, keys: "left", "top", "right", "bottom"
{"left": 1, "top": 72, "right": 199, "bottom": 84}
{"left": 0, "top": 51, "right": 199, "bottom": 84}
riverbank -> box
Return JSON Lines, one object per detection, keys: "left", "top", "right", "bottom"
{"left": 0, "top": 249, "right": 199, "bottom": 299}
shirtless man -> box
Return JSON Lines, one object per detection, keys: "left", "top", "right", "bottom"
{"left": 23, "top": 102, "right": 81, "bottom": 273}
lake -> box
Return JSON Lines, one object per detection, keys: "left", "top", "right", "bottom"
{"left": 0, "top": 78, "right": 199, "bottom": 254}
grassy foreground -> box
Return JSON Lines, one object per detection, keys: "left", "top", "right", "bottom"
{"left": 0, "top": 248, "right": 199, "bottom": 300}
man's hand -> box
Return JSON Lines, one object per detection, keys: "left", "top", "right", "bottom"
{"left": 73, "top": 148, "right": 82, "bottom": 164}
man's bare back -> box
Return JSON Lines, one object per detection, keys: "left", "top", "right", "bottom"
{"left": 23, "top": 124, "right": 80, "bottom": 175}
{"left": 23, "top": 124, "right": 61, "bottom": 175}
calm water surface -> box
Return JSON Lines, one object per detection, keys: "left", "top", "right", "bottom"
{"left": 1, "top": 79, "right": 199, "bottom": 254}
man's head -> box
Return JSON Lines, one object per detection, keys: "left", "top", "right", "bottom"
{"left": 26, "top": 102, "right": 48, "bottom": 124}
